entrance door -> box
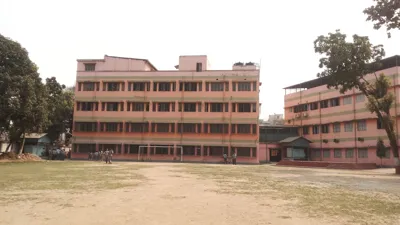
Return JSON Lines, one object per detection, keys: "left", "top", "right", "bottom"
{"left": 270, "top": 148, "right": 281, "bottom": 162}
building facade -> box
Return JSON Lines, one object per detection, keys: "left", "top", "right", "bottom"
{"left": 283, "top": 55, "right": 400, "bottom": 166}
{"left": 72, "top": 55, "right": 260, "bottom": 163}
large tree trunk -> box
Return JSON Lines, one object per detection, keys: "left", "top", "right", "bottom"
{"left": 18, "top": 134, "right": 26, "bottom": 155}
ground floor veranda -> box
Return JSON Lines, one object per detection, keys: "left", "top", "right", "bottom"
{"left": 71, "top": 143, "right": 259, "bottom": 164}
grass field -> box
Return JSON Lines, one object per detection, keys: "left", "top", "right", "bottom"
{"left": 0, "top": 161, "right": 399, "bottom": 225}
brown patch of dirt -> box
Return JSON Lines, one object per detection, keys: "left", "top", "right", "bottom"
{"left": 0, "top": 152, "right": 42, "bottom": 162}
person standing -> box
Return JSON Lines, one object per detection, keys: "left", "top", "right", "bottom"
{"left": 223, "top": 153, "right": 228, "bottom": 164}
{"left": 109, "top": 149, "right": 114, "bottom": 164}
{"left": 232, "top": 152, "right": 237, "bottom": 165}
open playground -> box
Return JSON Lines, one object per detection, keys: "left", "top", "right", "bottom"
{"left": 0, "top": 161, "right": 399, "bottom": 225}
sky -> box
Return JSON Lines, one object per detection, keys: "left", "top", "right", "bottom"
{"left": 0, "top": 0, "right": 399, "bottom": 120}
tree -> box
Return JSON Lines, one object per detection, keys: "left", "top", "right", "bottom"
{"left": 0, "top": 34, "right": 49, "bottom": 154}
{"left": 45, "top": 77, "right": 74, "bottom": 143}
{"left": 314, "top": 30, "right": 400, "bottom": 170}
{"left": 376, "top": 138, "right": 387, "bottom": 167}
{"left": 364, "top": 0, "right": 400, "bottom": 38}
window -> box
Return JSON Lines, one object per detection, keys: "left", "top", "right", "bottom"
{"left": 252, "top": 103, "right": 257, "bottom": 112}
{"left": 321, "top": 124, "right": 329, "bottom": 133}
{"left": 294, "top": 104, "right": 308, "bottom": 113}
{"left": 320, "top": 100, "right": 329, "bottom": 108}
{"left": 302, "top": 126, "right": 309, "bottom": 135}
{"left": 196, "top": 63, "right": 202, "bottom": 72}
{"left": 210, "top": 103, "right": 223, "bottom": 112}
{"left": 310, "top": 102, "right": 318, "bottom": 110}
{"left": 105, "top": 102, "right": 119, "bottom": 111}
{"left": 84, "top": 63, "right": 96, "bottom": 71}
{"left": 323, "top": 149, "right": 330, "bottom": 158}
{"left": 232, "top": 103, "right": 236, "bottom": 112}
{"left": 377, "top": 119, "right": 384, "bottom": 129}
{"left": 355, "top": 94, "right": 365, "bottom": 103}
{"left": 131, "top": 82, "right": 148, "bottom": 91}
{"left": 178, "top": 123, "right": 197, "bottom": 133}
{"left": 152, "top": 123, "right": 171, "bottom": 133}
{"left": 237, "top": 147, "right": 251, "bottom": 157}
{"left": 126, "top": 123, "right": 149, "bottom": 133}
{"left": 334, "top": 149, "right": 342, "bottom": 158}
{"left": 345, "top": 149, "right": 354, "bottom": 158}
{"left": 158, "top": 103, "right": 170, "bottom": 112}
{"left": 209, "top": 124, "right": 228, "bottom": 134}
{"left": 238, "top": 103, "right": 251, "bottom": 112}
{"left": 343, "top": 96, "right": 352, "bottom": 105}
{"left": 100, "top": 122, "right": 122, "bottom": 132}
{"left": 105, "top": 82, "right": 120, "bottom": 91}
{"left": 208, "top": 146, "right": 226, "bottom": 156}
{"left": 333, "top": 123, "right": 341, "bottom": 133}
{"left": 130, "top": 102, "right": 149, "bottom": 112}
{"left": 252, "top": 81, "right": 257, "bottom": 91}
{"left": 75, "top": 122, "right": 97, "bottom": 132}
{"left": 172, "top": 102, "right": 176, "bottom": 112}
{"left": 79, "top": 102, "right": 95, "bottom": 111}
{"left": 358, "top": 148, "right": 368, "bottom": 158}
{"left": 224, "top": 103, "right": 229, "bottom": 112}
{"left": 197, "top": 103, "right": 202, "bottom": 112}
{"left": 313, "top": 149, "right": 321, "bottom": 158}
{"left": 182, "top": 146, "right": 197, "bottom": 155}
{"left": 357, "top": 120, "right": 367, "bottom": 131}
{"left": 232, "top": 82, "right": 237, "bottom": 91}
{"left": 344, "top": 122, "right": 353, "bottom": 132}
{"left": 184, "top": 103, "right": 197, "bottom": 112}
{"left": 238, "top": 82, "right": 251, "bottom": 91}
{"left": 237, "top": 124, "right": 251, "bottom": 134}
{"left": 210, "top": 82, "right": 224, "bottom": 91}
{"left": 330, "top": 98, "right": 340, "bottom": 107}
{"left": 312, "top": 125, "right": 319, "bottom": 134}
{"left": 182, "top": 82, "right": 198, "bottom": 91}
{"left": 82, "top": 82, "right": 95, "bottom": 91}
{"left": 157, "top": 82, "right": 171, "bottom": 91}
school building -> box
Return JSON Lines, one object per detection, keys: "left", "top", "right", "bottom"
{"left": 280, "top": 55, "right": 400, "bottom": 167}
{"left": 71, "top": 55, "right": 260, "bottom": 163}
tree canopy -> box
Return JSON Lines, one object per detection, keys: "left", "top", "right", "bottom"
{"left": 0, "top": 34, "right": 74, "bottom": 153}
{"left": 364, "top": 0, "right": 400, "bottom": 38}
{"left": 314, "top": 30, "right": 399, "bottom": 166}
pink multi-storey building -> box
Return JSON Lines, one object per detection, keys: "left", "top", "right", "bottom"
{"left": 71, "top": 55, "right": 261, "bottom": 163}
{"left": 283, "top": 55, "right": 400, "bottom": 167}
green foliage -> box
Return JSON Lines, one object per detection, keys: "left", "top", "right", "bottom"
{"left": 0, "top": 34, "right": 49, "bottom": 147}
{"left": 0, "top": 34, "right": 74, "bottom": 151}
{"left": 314, "top": 30, "right": 399, "bottom": 161}
{"left": 376, "top": 138, "right": 386, "bottom": 159}
{"left": 364, "top": 0, "right": 400, "bottom": 38}
{"left": 45, "top": 77, "right": 74, "bottom": 142}
{"left": 314, "top": 30, "right": 385, "bottom": 94}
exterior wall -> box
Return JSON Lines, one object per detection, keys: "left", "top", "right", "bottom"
{"left": 77, "top": 55, "right": 153, "bottom": 72}
{"left": 72, "top": 55, "right": 260, "bottom": 164}
{"left": 284, "top": 66, "right": 400, "bottom": 166}
{"left": 178, "top": 55, "right": 208, "bottom": 71}
{"left": 258, "top": 143, "right": 281, "bottom": 163}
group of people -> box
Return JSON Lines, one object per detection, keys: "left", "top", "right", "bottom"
{"left": 47, "top": 148, "right": 69, "bottom": 160}
{"left": 223, "top": 152, "right": 237, "bottom": 165}
{"left": 88, "top": 149, "right": 114, "bottom": 164}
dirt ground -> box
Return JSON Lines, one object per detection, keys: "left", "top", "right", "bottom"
{"left": 0, "top": 162, "right": 399, "bottom": 225}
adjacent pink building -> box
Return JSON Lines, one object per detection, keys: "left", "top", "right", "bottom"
{"left": 282, "top": 55, "right": 400, "bottom": 167}
{"left": 71, "top": 55, "right": 261, "bottom": 163}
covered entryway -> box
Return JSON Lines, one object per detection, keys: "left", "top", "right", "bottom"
{"left": 269, "top": 148, "right": 281, "bottom": 162}
{"left": 279, "top": 136, "right": 311, "bottom": 160}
